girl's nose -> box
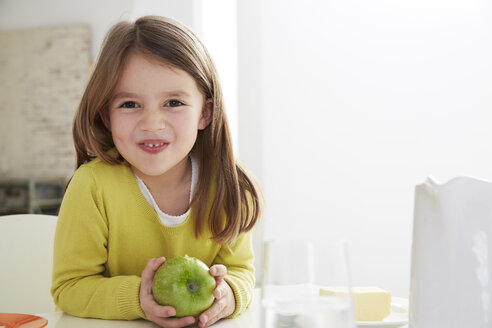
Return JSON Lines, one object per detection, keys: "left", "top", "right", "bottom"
{"left": 140, "top": 107, "right": 165, "bottom": 132}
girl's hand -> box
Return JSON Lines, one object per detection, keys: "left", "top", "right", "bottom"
{"left": 140, "top": 257, "right": 196, "bottom": 328}
{"left": 198, "top": 264, "right": 235, "bottom": 328}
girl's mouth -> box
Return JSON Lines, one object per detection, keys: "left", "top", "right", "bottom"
{"left": 139, "top": 140, "right": 169, "bottom": 154}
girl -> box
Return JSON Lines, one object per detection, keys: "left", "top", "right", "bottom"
{"left": 51, "top": 16, "right": 262, "bottom": 328}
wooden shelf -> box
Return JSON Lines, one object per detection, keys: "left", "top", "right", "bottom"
{"left": 0, "top": 179, "right": 65, "bottom": 215}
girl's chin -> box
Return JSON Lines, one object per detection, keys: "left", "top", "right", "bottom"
{"left": 129, "top": 156, "right": 189, "bottom": 178}
{"left": 133, "top": 168, "right": 168, "bottom": 177}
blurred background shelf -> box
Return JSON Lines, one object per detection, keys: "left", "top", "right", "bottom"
{"left": 0, "top": 179, "right": 65, "bottom": 215}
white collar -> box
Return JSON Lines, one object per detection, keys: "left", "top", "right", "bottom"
{"left": 134, "top": 154, "right": 198, "bottom": 226}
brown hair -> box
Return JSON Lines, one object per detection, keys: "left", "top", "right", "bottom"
{"left": 72, "top": 16, "right": 262, "bottom": 245}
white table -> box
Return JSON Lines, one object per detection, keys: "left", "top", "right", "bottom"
{"left": 38, "top": 290, "right": 408, "bottom": 328}
{"left": 38, "top": 309, "right": 257, "bottom": 328}
{"left": 39, "top": 291, "right": 261, "bottom": 328}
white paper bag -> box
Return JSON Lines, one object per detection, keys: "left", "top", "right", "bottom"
{"left": 410, "top": 176, "right": 492, "bottom": 328}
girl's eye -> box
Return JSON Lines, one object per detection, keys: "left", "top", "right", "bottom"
{"left": 165, "top": 100, "right": 184, "bottom": 107}
{"left": 120, "top": 101, "right": 140, "bottom": 108}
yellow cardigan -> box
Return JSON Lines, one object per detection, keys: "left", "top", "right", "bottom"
{"left": 51, "top": 156, "right": 255, "bottom": 320}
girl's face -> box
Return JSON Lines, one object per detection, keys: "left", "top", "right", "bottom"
{"left": 109, "top": 52, "right": 211, "bottom": 181}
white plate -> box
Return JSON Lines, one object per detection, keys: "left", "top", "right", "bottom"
{"left": 356, "top": 297, "right": 408, "bottom": 328}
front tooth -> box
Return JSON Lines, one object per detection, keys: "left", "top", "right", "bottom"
{"left": 145, "top": 143, "right": 164, "bottom": 147}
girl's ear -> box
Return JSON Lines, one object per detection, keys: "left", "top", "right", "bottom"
{"left": 198, "top": 98, "right": 213, "bottom": 130}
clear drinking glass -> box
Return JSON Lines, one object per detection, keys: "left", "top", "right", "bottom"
{"left": 260, "top": 239, "right": 355, "bottom": 328}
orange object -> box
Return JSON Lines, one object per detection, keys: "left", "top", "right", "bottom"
{"left": 0, "top": 313, "right": 48, "bottom": 328}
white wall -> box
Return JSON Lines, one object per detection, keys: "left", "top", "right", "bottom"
{"left": 4, "top": 0, "right": 492, "bottom": 299}
{"left": 0, "top": 0, "right": 133, "bottom": 60}
{"left": 0, "top": 0, "right": 213, "bottom": 61}
{"left": 0, "top": 0, "right": 237, "bottom": 144}
{"left": 237, "top": 0, "right": 492, "bottom": 297}
{"left": 237, "top": 0, "right": 265, "bottom": 286}
{"left": 131, "top": 0, "right": 197, "bottom": 32}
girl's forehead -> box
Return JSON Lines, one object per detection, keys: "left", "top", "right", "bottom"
{"left": 113, "top": 51, "right": 204, "bottom": 98}
{"left": 124, "top": 51, "right": 184, "bottom": 74}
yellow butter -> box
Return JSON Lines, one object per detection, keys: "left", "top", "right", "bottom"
{"left": 320, "top": 286, "right": 391, "bottom": 321}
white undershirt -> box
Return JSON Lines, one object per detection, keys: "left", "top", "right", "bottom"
{"left": 134, "top": 155, "right": 198, "bottom": 226}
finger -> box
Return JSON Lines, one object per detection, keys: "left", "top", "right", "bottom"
{"left": 142, "top": 257, "right": 166, "bottom": 284}
{"left": 210, "top": 265, "right": 227, "bottom": 287}
{"left": 200, "top": 311, "right": 221, "bottom": 328}
{"left": 200, "top": 298, "right": 225, "bottom": 324}
{"left": 150, "top": 305, "right": 176, "bottom": 318}
{"left": 214, "top": 276, "right": 224, "bottom": 288}
{"left": 203, "top": 312, "right": 221, "bottom": 328}
{"left": 153, "top": 315, "right": 196, "bottom": 328}
{"left": 199, "top": 300, "right": 224, "bottom": 328}
{"left": 209, "top": 264, "right": 227, "bottom": 277}
{"left": 141, "top": 257, "right": 166, "bottom": 294}
{"left": 213, "top": 281, "right": 229, "bottom": 299}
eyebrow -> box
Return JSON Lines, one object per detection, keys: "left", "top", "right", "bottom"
{"left": 112, "top": 90, "right": 192, "bottom": 100}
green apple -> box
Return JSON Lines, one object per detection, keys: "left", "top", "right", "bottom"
{"left": 152, "top": 255, "right": 216, "bottom": 317}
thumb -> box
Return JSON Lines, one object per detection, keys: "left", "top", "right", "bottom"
{"left": 141, "top": 257, "right": 166, "bottom": 292}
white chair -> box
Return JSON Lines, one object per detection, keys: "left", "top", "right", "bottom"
{"left": 411, "top": 176, "right": 492, "bottom": 328}
{"left": 0, "top": 214, "right": 58, "bottom": 314}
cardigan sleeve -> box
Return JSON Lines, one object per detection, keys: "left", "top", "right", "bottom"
{"left": 51, "top": 166, "right": 145, "bottom": 320}
{"left": 214, "top": 230, "right": 256, "bottom": 318}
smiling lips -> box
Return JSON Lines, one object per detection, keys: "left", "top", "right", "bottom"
{"left": 139, "top": 140, "right": 169, "bottom": 154}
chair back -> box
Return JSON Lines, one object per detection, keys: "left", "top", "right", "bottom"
{"left": 410, "top": 176, "right": 492, "bottom": 328}
{"left": 0, "top": 214, "right": 58, "bottom": 314}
